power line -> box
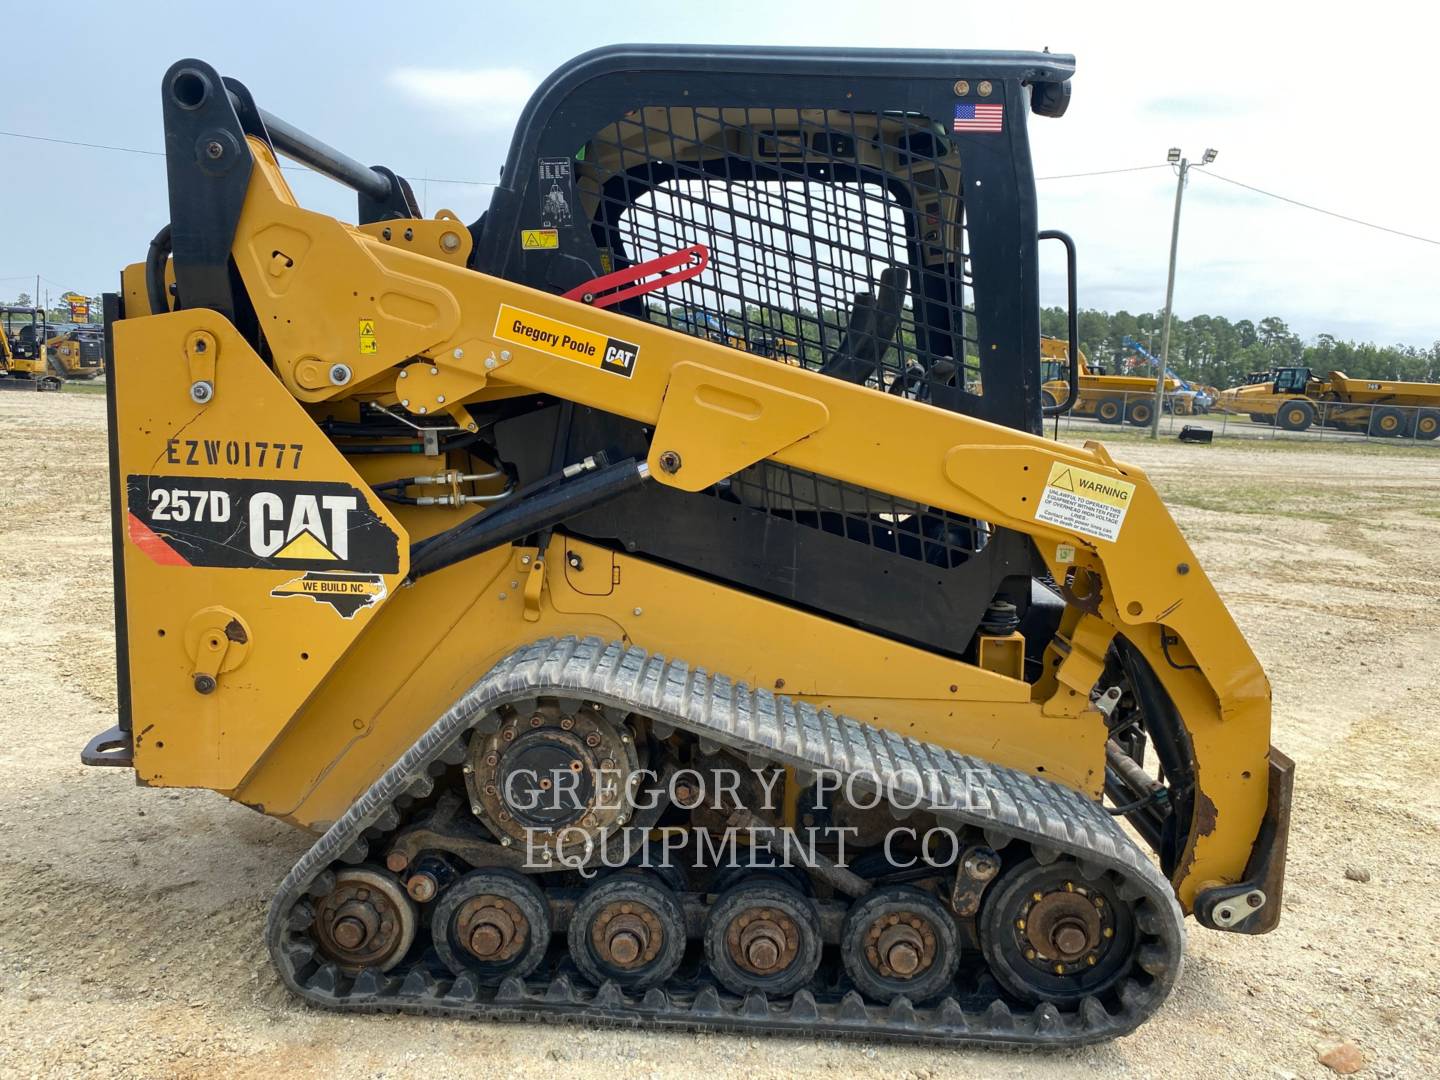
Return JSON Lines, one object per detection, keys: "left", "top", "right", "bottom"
{"left": 0, "top": 129, "right": 498, "bottom": 187}
{"left": 1198, "top": 170, "right": 1440, "bottom": 248}
{"left": 1035, "top": 163, "right": 1169, "bottom": 181}
{"left": 11, "top": 125, "right": 1435, "bottom": 244}
{"left": 0, "top": 129, "right": 162, "bottom": 157}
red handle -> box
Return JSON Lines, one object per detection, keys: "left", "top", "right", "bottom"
{"left": 562, "top": 244, "right": 709, "bottom": 309}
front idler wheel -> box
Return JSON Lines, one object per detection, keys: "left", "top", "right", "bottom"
{"left": 979, "top": 857, "right": 1137, "bottom": 1006}
{"left": 704, "top": 881, "right": 822, "bottom": 997}
{"left": 311, "top": 866, "right": 417, "bottom": 973}
{"left": 431, "top": 868, "right": 551, "bottom": 983}
{"left": 840, "top": 885, "right": 960, "bottom": 1004}
{"left": 568, "top": 872, "right": 686, "bottom": 991}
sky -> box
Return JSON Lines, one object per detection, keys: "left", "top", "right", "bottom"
{"left": 2, "top": 0, "right": 1436, "bottom": 346}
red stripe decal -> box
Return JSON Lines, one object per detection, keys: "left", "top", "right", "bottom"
{"left": 127, "top": 511, "right": 191, "bottom": 566}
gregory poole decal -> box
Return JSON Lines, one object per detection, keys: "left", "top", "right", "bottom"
{"left": 125, "top": 475, "right": 400, "bottom": 573}
{"left": 494, "top": 303, "right": 638, "bottom": 377}
{"left": 1034, "top": 462, "right": 1135, "bottom": 543}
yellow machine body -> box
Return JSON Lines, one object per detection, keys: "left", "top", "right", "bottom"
{"left": 104, "top": 142, "right": 1279, "bottom": 914}
{"left": 1040, "top": 336, "right": 1181, "bottom": 426}
{"left": 1218, "top": 367, "right": 1440, "bottom": 438}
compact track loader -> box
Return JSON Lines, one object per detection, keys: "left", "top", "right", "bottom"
{"left": 86, "top": 45, "right": 1291, "bottom": 1046}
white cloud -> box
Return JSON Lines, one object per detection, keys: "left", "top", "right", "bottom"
{"left": 387, "top": 67, "right": 537, "bottom": 130}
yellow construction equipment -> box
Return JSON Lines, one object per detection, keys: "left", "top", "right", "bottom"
{"left": 45, "top": 325, "right": 105, "bottom": 381}
{"left": 1217, "top": 365, "right": 1440, "bottom": 439}
{"left": 85, "top": 48, "right": 1290, "bottom": 1046}
{"left": 1040, "top": 336, "right": 1181, "bottom": 426}
{"left": 0, "top": 306, "right": 62, "bottom": 391}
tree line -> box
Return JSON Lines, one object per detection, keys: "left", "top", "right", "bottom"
{"left": 4, "top": 292, "right": 104, "bottom": 326}
{"left": 1040, "top": 307, "right": 1440, "bottom": 388}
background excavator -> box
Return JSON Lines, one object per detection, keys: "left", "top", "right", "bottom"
{"left": 0, "top": 306, "right": 63, "bottom": 390}
{"left": 84, "top": 45, "right": 1290, "bottom": 1046}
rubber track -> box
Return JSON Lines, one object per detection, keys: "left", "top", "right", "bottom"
{"left": 265, "top": 637, "right": 1184, "bottom": 1047}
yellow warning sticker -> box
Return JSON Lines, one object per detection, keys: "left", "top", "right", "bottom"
{"left": 521, "top": 228, "right": 559, "bottom": 250}
{"left": 493, "top": 303, "right": 638, "bottom": 378}
{"left": 1035, "top": 462, "right": 1136, "bottom": 542}
{"left": 358, "top": 317, "right": 377, "bottom": 355}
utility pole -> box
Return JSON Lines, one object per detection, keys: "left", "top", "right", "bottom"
{"left": 1151, "top": 147, "right": 1217, "bottom": 438}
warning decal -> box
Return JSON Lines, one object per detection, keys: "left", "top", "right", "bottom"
{"left": 358, "top": 318, "right": 378, "bottom": 355}
{"left": 538, "top": 157, "right": 576, "bottom": 228}
{"left": 271, "top": 571, "right": 387, "bottom": 618}
{"left": 493, "top": 303, "right": 638, "bottom": 378}
{"left": 521, "top": 228, "right": 559, "bottom": 250}
{"left": 1034, "top": 462, "right": 1135, "bottom": 543}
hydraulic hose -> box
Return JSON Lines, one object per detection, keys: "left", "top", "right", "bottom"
{"left": 146, "top": 224, "right": 173, "bottom": 316}
{"left": 407, "top": 458, "right": 648, "bottom": 581}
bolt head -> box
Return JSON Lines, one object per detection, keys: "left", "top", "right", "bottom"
{"left": 205, "top": 140, "right": 224, "bottom": 159}
{"left": 329, "top": 364, "right": 352, "bottom": 386}
{"left": 189, "top": 380, "right": 214, "bottom": 404}
{"left": 440, "top": 231, "right": 461, "bottom": 252}
{"left": 484, "top": 357, "right": 498, "bottom": 369}
{"left": 452, "top": 348, "right": 464, "bottom": 360}
{"left": 632, "top": 607, "right": 643, "bottom": 616}
{"left": 499, "top": 350, "right": 511, "bottom": 361}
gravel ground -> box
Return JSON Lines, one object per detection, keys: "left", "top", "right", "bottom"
{"left": 1, "top": 392, "right": 1437, "bottom": 1078}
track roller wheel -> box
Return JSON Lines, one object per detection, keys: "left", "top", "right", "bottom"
{"left": 568, "top": 872, "right": 685, "bottom": 991}
{"left": 431, "top": 868, "right": 551, "bottom": 984}
{"left": 704, "top": 881, "right": 822, "bottom": 997}
{"left": 840, "top": 885, "right": 959, "bottom": 1004}
{"left": 311, "top": 866, "right": 417, "bottom": 973}
{"left": 978, "top": 857, "right": 1137, "bottom": 1007}
{"left": 711, "top": 850, "right": 811, "bottom": 896}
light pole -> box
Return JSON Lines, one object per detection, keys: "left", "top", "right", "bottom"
{"left": 1150, "top": 146, "right": 1217, "bottom": 438}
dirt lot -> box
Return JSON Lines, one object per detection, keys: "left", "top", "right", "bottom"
{"left": 1, "top": 392, "right": 1437, "bottom": 1078}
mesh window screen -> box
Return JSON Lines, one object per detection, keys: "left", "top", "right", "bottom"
{"left": 582, "top": 106, "right": 979, "bottom": 397}
{"left": 577, "top": 105, "right": 989, "bottom": 566}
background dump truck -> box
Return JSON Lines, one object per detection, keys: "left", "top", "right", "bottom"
{"left": 1217, "top": 366, "right": 1440, "bottom": 439}
{"left": 1040, "top": 336, "right": 1179, "bottom": 426}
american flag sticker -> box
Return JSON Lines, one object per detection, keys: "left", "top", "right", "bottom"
{"left": 953, "top": 102, "right": 1004, "bottom": 133}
